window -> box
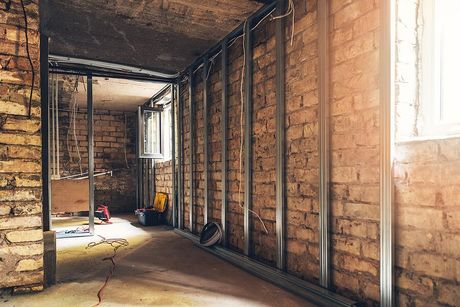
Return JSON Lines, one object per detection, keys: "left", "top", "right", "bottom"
{"left": 137, "top": 87, "right": 173, "bottom": 161}
{"left": 422, "top": 0, "right": 460, "bottom": 136}
{"left": 138, "top": 106, "right": 163, "bottom": 159}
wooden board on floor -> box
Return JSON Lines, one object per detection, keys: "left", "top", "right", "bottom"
{"left": 51, "top": 179, "right": 89, "bottom": 213}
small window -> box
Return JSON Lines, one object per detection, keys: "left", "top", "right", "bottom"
{"left": 422, "top": 0, "right": 460, "bottom": 136}
{"left": 138, "top": 106, "right": 163, "bottom": 159}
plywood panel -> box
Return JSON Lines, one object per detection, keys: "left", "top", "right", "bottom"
{"left": 51, "top": 179, "right": 89, "bottom": 213}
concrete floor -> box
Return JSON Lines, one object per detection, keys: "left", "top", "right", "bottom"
{"left": 4, "top": 215, "right": 315, "bottom": 306}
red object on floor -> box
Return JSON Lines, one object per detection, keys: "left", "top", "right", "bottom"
{"left": 95, "top": 205, "right": 111, "bottom": 223}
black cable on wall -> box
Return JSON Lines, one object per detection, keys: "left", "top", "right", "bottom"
{"left": 19, "top": 0, "right": 35, "bottom": 118}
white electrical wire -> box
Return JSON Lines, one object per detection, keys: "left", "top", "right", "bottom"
{"left": 66, "top": 77, "right": 79, "bottom": 170}
{"left": 72, "top": 92, "right": 83, "bottom": 174}
{"left": 71, "top": 76, "right": 83, "bottom": 174}
{"left": 270, "top": 0, "right": 295, "bottom": 46}
{"left": 185, "top": 3, "right": 296, "bottom": 235}
{"left": 238, "top": 18, "right": 269, "bottom": 235}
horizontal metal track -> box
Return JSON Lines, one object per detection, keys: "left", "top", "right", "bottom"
{"left": 49, "top": 54, "right": 177, "bottom": 83}
{"left": 174, "top": 229, "right": 358, "bottom": 307}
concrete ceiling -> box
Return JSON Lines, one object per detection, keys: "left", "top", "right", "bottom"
{"left": 74, "top": 77, "right": 166, "bottom": 112}
{"left": 41, "top": 0, "right": 266, "bottom": 75}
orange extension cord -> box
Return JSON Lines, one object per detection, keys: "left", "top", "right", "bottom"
{"left": 86, "top": 236, "right": 129, "bottom": 306}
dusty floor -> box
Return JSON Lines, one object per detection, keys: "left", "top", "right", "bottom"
{"left": 4, "top": 215, "right": 315, "bottom": 306}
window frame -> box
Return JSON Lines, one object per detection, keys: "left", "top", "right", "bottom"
{"left": 138, "top": 105, "right": 164, "bottom": 159}
{"left": 421, "top": 0, "right": 460, "bottom": 136}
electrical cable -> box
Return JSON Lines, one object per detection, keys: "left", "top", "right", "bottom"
{"left": 270, "top": 0, "right": 295, "bottom": 46}
{"left": 183, "top": 2, "right": 296, "bottom": 235}
{"left": 239, "top": 18, "right": 269, "bottom": 235}
{"left": 86, "top": 236, "right": 129, "bottom": 307}
{"left": 66, "top": 77, "right": 79, "bottom": 172}
{"left": 191, "top": 3, "right": 293, "bottom": 77}
{"left": 71, "top": 76, "right": 83, "bottom": 174}
{"left": 19, "top": 0, "right": 34, "bottom": 118}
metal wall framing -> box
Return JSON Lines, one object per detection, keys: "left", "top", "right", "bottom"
{"left": 243, "top": 17, "right": 254, "bottom": 257}
{"left": 275, "top": 0, "right": 286, "bottom": 271}
{"left": 178, "top": 81, "right": 184, "bottom": 229}
{"left": 221, "top": 38, "right": 229, "bottom": 247}
{"left": 172, "top": 84, "right": 177, "bottom": 228}
{"left": 380, "top": 0, "right": 395, "bottom": 305}
{"left": 172, "top": 1, "right": 364, "bottom": 305}
{"left": 189, "top": 69, "right": 195, "bottom": 232}
{"left": 40, "top": 34, "right": 51, "bottom": 231}
{"left": 318, "top": 0, "right": 331, "bottom": 289}
{"left": 87, "top": 74, "right": 95, "bottom": 234}
{"left": 203, "top": 56, "right": 209, "bottom": 225}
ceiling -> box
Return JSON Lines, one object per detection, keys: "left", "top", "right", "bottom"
{"left": 41, "top": 0, "right": 266, "bottom": 75}
{"left": 73, "top": 77, "right": 167, "bottom": 112}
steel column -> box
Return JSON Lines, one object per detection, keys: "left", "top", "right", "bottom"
{"left": 380, "top": 0, "right": 395, "bottom": 305}
{"left": 172, "top": 84, "right": 177, "bottom": 228}
{"left": 318, "top": 0, "right": 331, "bottom": 288}
{"left": 189, "top": 69, "right": 195, "bottom": 233}
{"left": 203, "top": 57, "right": 209, "bottom": 224}
{"left": 243, "top": 18, "right": 253, "bottom": 256}
{"left": 178, "top": 81, "right": 184, "bottom": 229}
{"left": 87, "top": 74, "right": 95, "bottom": 234}
{"left": 221, "top": 38, "right": 229, "bottom": 247}
{"left": 40, "top": 34, "right": 51, "bottom": 231}
{"left": 136, "top": 120, "right": 140, "bottom": 209}
{"left": 147, "top": 159, "right": 150, "bottom": 204}
{"left": 275, "top": 0, "right": 286, "bottom": 271}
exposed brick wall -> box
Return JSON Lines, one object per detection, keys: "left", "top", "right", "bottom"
{"left": 193, "top": 71, "right": 205, "bottom": 234}
{"left": 285, "top": 0, "right": 320, "bottom": 282}
{"left": 394, "top": 138, "right": 460, "bottom": 306}
{"left": 0, "top": 0, "right": 44, "bottom": 292}
{"left": 54, "top": 76, "right": 137, "bottom": 213}
{"left": 394, "top": 0, "right": 460, "bottom": 305}
{"left": 178, "top": 0, "right": 323, "bottom": 279}
{"left": 329, "top": 0, "right": 381, "bottom": 304}
{"left": 226, "top": 38, "right": 245, "bottom": 252}
{"left": 153, "top": 159, "right": 173, "bottom": 224}
{"left": 208, "top": 53, "right": 223, "bottom": 225}
{"left": 179, "top": 1, "right": 382, "bottom": 303}
{"left": 251, "top": 16, "right": 276, "bottom": 266}
{"left": 395, "top": 0, "right": 419, "bottom": 140}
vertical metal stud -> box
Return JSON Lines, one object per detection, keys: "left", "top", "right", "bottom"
{"left": 203, "top": 57, "right": 209, "bottom": 225}
{"left": 178, "top": 81, "right": 184, "bottom": 229}
{"left": 152, "top": 159, "right": 156, "bottom": 198}
{"left": 318, "top": 0, "right": 331, "bottom": 288}
{"left": 244, "top": 18, "right": 253, "bottom": 256}
{"left": 380, "top": 0, "right": 395, "bottom": 305}
{"left": 40, "top": 34, "right": 51, "bottom": 231}
{"left": 275, "top": 0, "right": 286, "bottom": 271}
{"left": 172, "top": 84, "right": 177, "bottom": 228}
{"left": 136, "top": 118, "right": 140, "bottom": 210}
{"left": 148, "top": 160, "right": 151, "bottom": 204}
{"left": 189, "top": 69, "right": 195, "bottom": 233}
{"left": 221, "top": 38, "right": 229, "bottom": 247}
{"left": 87, "top": 74, "right": 95, "bottom": 234}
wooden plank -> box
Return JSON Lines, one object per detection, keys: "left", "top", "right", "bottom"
{"left": 51, "top": 179, "right": 89, "bottom": 213}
